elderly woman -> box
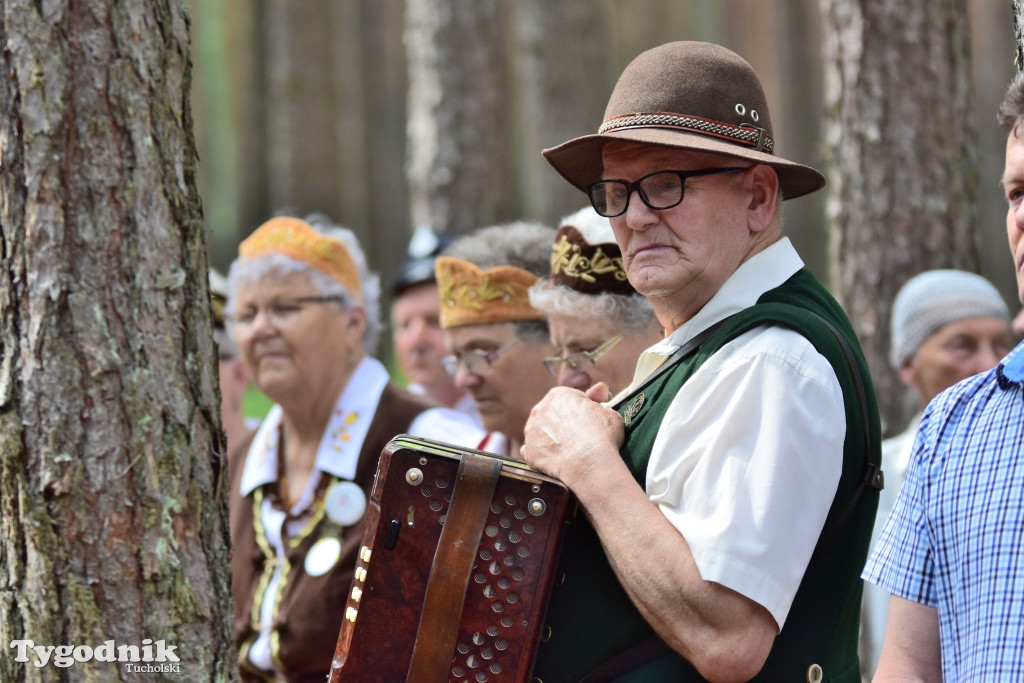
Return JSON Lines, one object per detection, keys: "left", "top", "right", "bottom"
{"left": 529, "top": 207, "right": 663, "bottom": 397}
{"left": 226, "top": 215, "right": 482, "bottom": 682}
{"left": 436, "top": 221, "right": 558, "bottom": 457}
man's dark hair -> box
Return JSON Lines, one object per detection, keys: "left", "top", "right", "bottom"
{"left": 998, "top": 71, "right": 1024, "bottom": 135}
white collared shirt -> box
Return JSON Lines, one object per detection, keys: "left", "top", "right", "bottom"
{"left": 621, "top": 239, "right": 846, "bottom": 630}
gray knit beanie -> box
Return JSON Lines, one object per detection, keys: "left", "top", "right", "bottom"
{"left": 890, "top": 269, "right": 1010, "bottom": 367}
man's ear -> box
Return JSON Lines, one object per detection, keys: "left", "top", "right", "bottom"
{"left": 898, "top": 359, "right": 919, "bottom": 389}
{"left": 747, "top": 164, "right": 779, "bottom": 233}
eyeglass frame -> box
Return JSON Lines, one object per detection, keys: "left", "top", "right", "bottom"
{"left": 442, "top": 337, "right": 521, "bottom": 377}
{"left": 542, "top": 334, "right": 624, "bottom": 376}
{"left": 225, "top": 295, "right": 346, "bottom": 332}
{"left": 585, "top": 167, "right": 746, "bottom": 218}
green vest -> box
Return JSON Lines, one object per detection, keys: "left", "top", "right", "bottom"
{"left": 531, "top": 270, "right": 881, "bottom": 683}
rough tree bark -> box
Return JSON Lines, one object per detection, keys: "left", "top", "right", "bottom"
{"left": 1015, "top": 0, "right": 1024, "bottom": 69}
{"left": 0, "top": 1, "right": 235, "bottom": 680}
{"left": 405, "top": 0, "right": 509, "bottom": 235}
{"left": 820, "top": 0, "right": 978, "bottom": 435}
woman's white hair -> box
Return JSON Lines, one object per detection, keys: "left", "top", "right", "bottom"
{"left": 558, "top": 205, "right": 616, "bottom": 245}
{"left": 226, "top": 213, "right": 384, "bottom": 355}
{"left": 529, "top": 282, "right": 656, "bottom": 332}
{"left": 529, "top": 206, "right": 657, "bottom": 332}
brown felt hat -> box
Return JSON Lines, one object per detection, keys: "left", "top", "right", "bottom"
{"left": 543, "top": 41, "right": 826, "bottom": 200}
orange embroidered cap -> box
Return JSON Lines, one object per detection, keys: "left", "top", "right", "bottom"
{"left": 239, "top": 216, "right": 363, "bottom": 299}
{"left": 436, "top": 256, "right": 546, "bottom": 329}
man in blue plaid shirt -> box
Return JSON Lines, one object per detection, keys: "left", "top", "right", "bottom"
{"left": 863, "top": 72, "right": 1024, "bottom": 680}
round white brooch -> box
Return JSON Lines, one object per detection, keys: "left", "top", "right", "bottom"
{"left": 324, "top": 480, "right": 367, "bottom": 527}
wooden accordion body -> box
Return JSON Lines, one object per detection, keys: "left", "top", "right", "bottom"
{"left": 329, "top": 435, "right": 573, "bottom": 683}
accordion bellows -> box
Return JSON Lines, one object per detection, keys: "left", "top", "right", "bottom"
{"left": 329, "top": 436, "right": 573, "bottom": 682}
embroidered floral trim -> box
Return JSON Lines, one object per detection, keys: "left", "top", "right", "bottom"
{"left": 329, "top": 411, "right": 359, "bottom": 448}
{"left": 442, "top": 275, "right": 529, "bottom": 312}
{"left": 550, "top": 234, "right": 628, "bottom": 284}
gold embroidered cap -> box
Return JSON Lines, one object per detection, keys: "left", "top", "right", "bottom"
{"left": 436, "top": 256, "right": 546, "bottom": 329}
{"left": 549, "top": 225, "right": 636, "bottom": 296}
{"left": 239, "top": 216, "right": 363, "bottom": 299}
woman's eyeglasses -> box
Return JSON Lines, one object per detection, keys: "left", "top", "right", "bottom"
{"left": 226, "top": 295, "right": 345, "bottom": 334}
{"left": 442, "top": 338, "right": 520, "bottom": 377}
{"left": 542, "top": 334, "right": 623, "bottom": 376}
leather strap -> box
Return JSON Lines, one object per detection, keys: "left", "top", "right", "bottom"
{"left": 407, "top": 453, "right": 502, "bottom": 682}
{"left": 610, "top": 317, "right": 731, "bottom": 411}
{"left": 807, "top": 311, "right": 884, "bottom": 559}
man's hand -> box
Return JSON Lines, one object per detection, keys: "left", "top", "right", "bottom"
{"left": 520, "top": 384, "right": 624, "bottom": 488}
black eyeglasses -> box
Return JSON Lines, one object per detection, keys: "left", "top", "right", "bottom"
{"left": 586, "top": 167, "right": 746, "bottom": 218}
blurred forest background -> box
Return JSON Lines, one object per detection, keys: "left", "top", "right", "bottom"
{"left": 184, "top": 0, "right": 1021, "bottom": 430}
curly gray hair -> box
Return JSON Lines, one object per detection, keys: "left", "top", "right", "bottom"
{"left": 226, "top": 213, "right": 383, "bottom": 355}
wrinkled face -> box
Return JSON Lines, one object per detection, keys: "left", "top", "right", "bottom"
{"left": 232, "top": 271, "right": 364, "bottom": 407}
{"left": 391, "top": 282, "right": 452, "bottom": 390}
{"left": 601, "top": 142, "right": 754, "bottom": 314}
{"left": 546, "top": 314, "right": 662, "bottom": 395}
{"left": 900, "top": 316, "right": 1013, "bottom": 406}
{"left": 443, "top": 322, "right": 556, "bottom": 440}
{"left": 1003, "top": 132, "right": 1024, "bottom": 305}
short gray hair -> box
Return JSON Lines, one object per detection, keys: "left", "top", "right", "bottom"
{"left": 444, "top": 221, "right": 555, "bottom": 276}
{"left": 998, "top": 70, "right": 1024, "bottom": 136}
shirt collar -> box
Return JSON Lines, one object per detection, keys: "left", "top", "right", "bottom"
{"left": 239, "top": 356, "right": 389, "bottom": 496}
{"left": 617, "top": 238, "right": 803, "bottom": 398}
{"left": 997, "top": 340, "right": 1024, "bottom": 386}
{"left": 666, "top": 236, "right": 804, "bottom": 346}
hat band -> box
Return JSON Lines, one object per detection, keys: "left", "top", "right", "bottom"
{"left": 598, "top": 112, "right": 774, "bottom": 154}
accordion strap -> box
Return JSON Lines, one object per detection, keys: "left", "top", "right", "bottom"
{"left": 407, "top": 453, "right": 502, "bottom": 682}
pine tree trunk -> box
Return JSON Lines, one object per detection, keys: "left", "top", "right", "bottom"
{"left": 511, "top": 0, "right": 610, "bottom": 223}
{"left": 0, "top": 1, "right": 236, "bottom": 680}
{"left": 1014, "top": 0, "right": 1024, "bottom": 68}
{"left": 405, "top": 0, "right": 509, "bottom": 235}
{"left": 820, "top": 0, "right": 978, "bottom": 434}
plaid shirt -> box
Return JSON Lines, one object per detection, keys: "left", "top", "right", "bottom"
{"left": 863, "top": 340, "right": 1024, "bottom": 679}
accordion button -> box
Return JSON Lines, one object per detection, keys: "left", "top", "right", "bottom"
{"left": 345, "top": 607, "right": 358, "bottom": 622}
{"left": 355, "top": 567, "right": 367, "bottom": 582}
{"left": 360, "top": 546, "right": 373, "bottom": 562}
{"left": 351, "top": 586, "right": 363, "bottom": 602}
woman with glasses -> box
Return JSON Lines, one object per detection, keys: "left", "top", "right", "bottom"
{"left": 435, "top": 222, "right": 558, "bottom": 457}
{"left": 225, "top": 215, "right": 482, "bottom": 682}
{"left": 529, "top": 207, "right": 663, "bottom": 396}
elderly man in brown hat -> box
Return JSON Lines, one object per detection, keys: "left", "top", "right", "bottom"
{"left": 521, "top": 41, "right": 882, "bottom": 682}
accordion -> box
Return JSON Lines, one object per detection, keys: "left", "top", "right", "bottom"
{"left": 329, "top": 435, "right": 574, "bottom": 682}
